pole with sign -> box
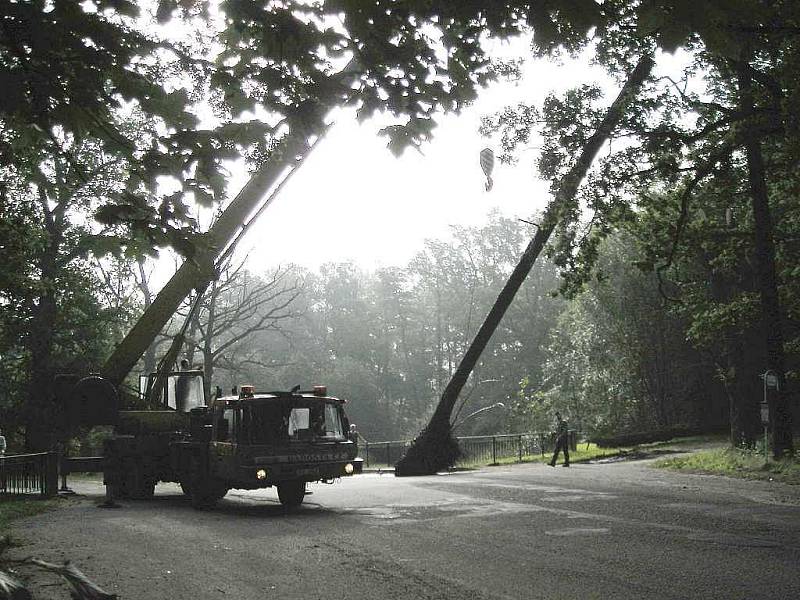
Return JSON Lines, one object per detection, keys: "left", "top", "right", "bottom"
{"left": 760, "top": 370, "right": 780, "bottom": 462}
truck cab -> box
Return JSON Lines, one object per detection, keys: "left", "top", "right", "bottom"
{"left": 171, "top": 384, "right": 362, "bottom": 508}
{"left": 104, "top": 376, "right": 361, "bottom": 509}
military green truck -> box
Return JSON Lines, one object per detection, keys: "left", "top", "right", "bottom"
{"left": 93, "top": 373, "right": 362, "bottom": 509}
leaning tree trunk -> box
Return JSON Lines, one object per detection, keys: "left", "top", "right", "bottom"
{"left": 395, "top": 54, "right": 655, "bottom": 476}
{"left": 735, "top": 57, "right": 793, "bottom": 458}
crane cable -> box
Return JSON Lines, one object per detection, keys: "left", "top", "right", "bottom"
{"left": 215, "top": 119, "right": 337, "bottom": 270}
{"left": 214, "top": 57, "right": 362, "bottom": 270}
{"left": 144, "top": 281, "right": 209, "bottom": 407}
{"left": 148, "top": 58, "right": 362, "bottom": 397}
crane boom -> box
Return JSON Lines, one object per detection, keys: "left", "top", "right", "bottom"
{"left": 101, "top": 127, "right": 316, "bottom": 387}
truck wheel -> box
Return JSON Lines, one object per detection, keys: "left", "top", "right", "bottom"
{"left": 191, "top": 482, "right": 227, "bottom": 510}
{"left": 187, "top": 458, "right": 227, "bottom": 509}
{"left": 129, "top": 479, "right": 155, "bottom": 500}
{"left": 124, "top": 463, "right": 155, "bottom": 499}
{"left": 277, "top": 481, "right": 306, "bottom": 507}
{"left": 116, "top": 477, "right": 132, "bottom": 499}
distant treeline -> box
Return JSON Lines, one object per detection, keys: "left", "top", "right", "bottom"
{"left": 187, "top": 211, "right": 791, "bottom": 443}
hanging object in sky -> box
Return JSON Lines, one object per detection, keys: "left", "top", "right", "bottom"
{"left": 479, "top": 147, "right": 494, "bottom": 192}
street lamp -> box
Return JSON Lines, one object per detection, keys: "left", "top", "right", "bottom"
{"left": 451, "top": 402, "right": 506, "bottom": 430}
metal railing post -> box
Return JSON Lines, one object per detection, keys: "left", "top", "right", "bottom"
{"left": 518, "top": 435, "right": 523, "bottom": 462}
{"left": 59, "top": 447, "right": 72, "bottom": 493}
{"left": 491, "top": 436, "right": 497, "bottom": 465}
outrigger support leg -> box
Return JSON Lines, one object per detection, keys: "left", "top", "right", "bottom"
{"left": 98, "top": 483, "right": 121, "bottom": 509}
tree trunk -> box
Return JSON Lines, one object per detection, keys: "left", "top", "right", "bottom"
{"left": 735, "top": 58, "right": 793, "bottom": 458}
{"left": 25, "top": 289, "right": 57, "bottom": 451}
{"left": 707, "top": 251, "right": 761, "bottom": 446}
{"left": 395, "top": 54, "right": 655, "bottom": 476}
{"left": 24, "top": 188, "right": 64, "bottom": 451}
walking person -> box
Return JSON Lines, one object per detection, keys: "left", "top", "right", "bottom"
{"left": 549, "top": 412, "right": 570, "bottom": 467}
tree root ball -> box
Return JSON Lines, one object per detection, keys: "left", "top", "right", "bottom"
{"left": 394, "top": 420, "right": 461, "bottom": 476}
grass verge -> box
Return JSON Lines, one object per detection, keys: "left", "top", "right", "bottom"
{"left": 461, "top": 435, "right": 728, "bottom": 469}
{"left": 0, "top": 497, "right": 58, "bottom": 534}
{"left": 486, "top": 443, "right": 626, "bottom": 467}
{"left": 654, "top": 447, "right": 800, "bottom": 485}
{"left": 363, "top": 434, "right": 728, "bottom": 471}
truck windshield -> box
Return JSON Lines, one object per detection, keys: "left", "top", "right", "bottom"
{"left": 166, "top": 372, "right": 205, "bottom": 412}
{"left": 243, "top": 399, "right": 346, "bottom": 444}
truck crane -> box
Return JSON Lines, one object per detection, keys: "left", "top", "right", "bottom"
{"left": 62, "top": 113, "right": 362, "bottom": 509}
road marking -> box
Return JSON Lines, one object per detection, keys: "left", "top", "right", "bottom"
{"left": 545, "top": 527, "right": 611, "bottom": 536}
{"left": 686, "top": 532, "right": 779, "bottom": 548}
{"left": 439, "top": 480, "right": 618, "bottom": 500}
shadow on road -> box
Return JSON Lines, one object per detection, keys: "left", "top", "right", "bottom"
{"left": 100, "top": 489, "right": 339, "bottom": 520}
{"left": 586, "top": 448, "right": 684, "bottom": 464}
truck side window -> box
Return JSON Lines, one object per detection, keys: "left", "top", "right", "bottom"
{"left": 288, "top": 408, "right": 310, "bottom": 437}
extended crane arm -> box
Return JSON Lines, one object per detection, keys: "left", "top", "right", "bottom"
{"left": 101, "top": 126, "right": 317, "bottom": 387}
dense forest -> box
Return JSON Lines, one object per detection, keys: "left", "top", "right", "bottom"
{"left": 1, "top": 1, "right": 798, "bottom": 456}
{"left": 169, "top": 208, "right": 763, "bottom": 444}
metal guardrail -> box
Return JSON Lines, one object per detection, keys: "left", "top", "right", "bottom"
{"left": 61, "top": 456, "right": 104, "bottom": 474}
{"left": 0, "top": 452, "right": 59, "bottom": 497}
{"left": 362, "top": 430, "right": 578, "bottom": 469}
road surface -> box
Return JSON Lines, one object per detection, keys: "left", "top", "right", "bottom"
{"left": 8, "top": 458, "right": 800, "bottom": 599}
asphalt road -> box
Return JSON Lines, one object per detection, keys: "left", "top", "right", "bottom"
{"left": 8, "top": 458, "right": 800, "bottom": 600}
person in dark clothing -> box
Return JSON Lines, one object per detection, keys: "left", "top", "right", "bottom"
{"left": 549, "top": 411, "right": 570, "bottom": 467}
{"left": 175, "top": 359, "right": 191, "bottom": 412}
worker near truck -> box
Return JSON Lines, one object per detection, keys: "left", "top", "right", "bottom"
{"left": 175, "top": 359, "right": 191, "bottom": 412}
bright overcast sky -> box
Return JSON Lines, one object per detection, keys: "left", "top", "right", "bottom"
{"left": 221, "top": 39, "right": 614, "bottom": 274}
{"left": 153, "top": 39, "right": 686, "bottom": 284}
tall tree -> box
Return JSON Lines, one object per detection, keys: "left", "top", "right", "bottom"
{"left": 0, "top": 137, "right": 127, "bottom": 449}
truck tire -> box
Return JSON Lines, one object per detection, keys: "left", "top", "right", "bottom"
{"left": 277, "top": 481, "right": 306, "bottom": 507}
{"left": 187, "top": 458, "right": 227, "bottom": 509}
{"left": 116, "top": 476, "right": 131, "bottom": 499}
{"left": 190, "top": 482, "right": 227, "bottom": 509}
{"left": 123, "top": 462, "right": 155, "bottom": 500}
{"left": 129, "top": 479, "right": 156, "bottom": 500}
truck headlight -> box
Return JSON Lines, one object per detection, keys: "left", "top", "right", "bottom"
{"left": 256, "top": 469, "right": 267, "bottom": 480}
{"left": 344, "top": 463, "right": 354, "bottom": 474}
